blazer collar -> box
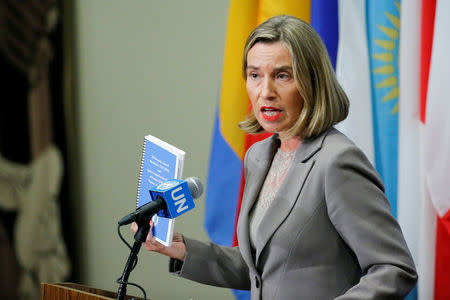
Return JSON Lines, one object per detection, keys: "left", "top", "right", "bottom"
{"left": 238, "top": 129, "right": 331, "bottom": 267}
{"left": 252, "top": 129, "right": 328, "bottom": 163}
{"left": 293, "top": 128, "right": 329, "bottom": 162}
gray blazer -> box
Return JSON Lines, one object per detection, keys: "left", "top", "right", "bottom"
{"left": 171, "top": 128, "right": 417, "bottom": 299}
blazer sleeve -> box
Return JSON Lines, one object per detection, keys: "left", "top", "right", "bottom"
{"left": 169, "top": 237, "right": 251, "bottom": 290}
{"left": 324, "top": 145, "right": 418, "bottom": 299}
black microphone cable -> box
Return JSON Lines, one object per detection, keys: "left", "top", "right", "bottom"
{"left": 116, "top": 223, "right": 147, "bottom": 300}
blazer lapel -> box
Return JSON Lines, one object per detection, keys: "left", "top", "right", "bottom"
{"left": 237, "top": 135, "right": 279, "bottom": 271}
{"left": 253, "top": 131, "right": 328, "bottom": 265}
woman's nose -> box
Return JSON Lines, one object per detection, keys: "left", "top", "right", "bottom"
{"left": 261, "top": 77, "right": 276, "bottom": 99}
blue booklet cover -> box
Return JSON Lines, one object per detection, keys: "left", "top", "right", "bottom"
{"left": 137, "top": 134, "right": 185, "bottom": 246}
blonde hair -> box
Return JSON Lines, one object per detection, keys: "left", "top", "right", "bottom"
{"left": 239, "top": 15, "right": 349, "bottom": 139}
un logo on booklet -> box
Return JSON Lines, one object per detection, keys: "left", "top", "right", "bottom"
{"left": 157, "top": 180, "right": 179, "bottom": 190}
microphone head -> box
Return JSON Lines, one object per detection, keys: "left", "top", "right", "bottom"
{"left": 186, "top": 177, "right": 203, "bottom": 199}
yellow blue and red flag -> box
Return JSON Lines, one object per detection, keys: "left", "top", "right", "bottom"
{"left": 205, "top": 0, "right": 311, "bottom": 248}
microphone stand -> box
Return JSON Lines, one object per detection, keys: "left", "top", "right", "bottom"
{"left": 116, "top": 220, "right": 150, "bottom": 300}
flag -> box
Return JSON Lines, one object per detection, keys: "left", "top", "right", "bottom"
{"left": 311, "top": 0, "right": 339, "bottom": 69}
{"left": 338, "top": 1, "right": 420, "bottom": 298}
{"left": 397, "top": 1, "right": 422, "bottom": 299}
{"left": 423, "top": 1, "right": 450, "bottom": 299}
{"left": 366, "top": 0, "right": 401, "bottom": 218}
{"left": 335, "top": 0, "right": 374, "bottom": 163}
{"left": 418, "top": 0, "right": 437, "bottom": 299}
{"left": 205, "top": 1, "right": 310, "bottom": 299}
{"left": 205, "top": 0, "right": 257, "bottom": 248}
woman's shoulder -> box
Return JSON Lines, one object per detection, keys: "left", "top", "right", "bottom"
{"left": 319, "top": 128, "right": 382, "bottom": 182}
{"left": 320, "top": 127, "right": 368, "bottom": 159}
{"left": 311, "top": 127, "right": 377, "bottom": 176}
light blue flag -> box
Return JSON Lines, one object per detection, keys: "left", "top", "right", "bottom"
{"left": 366, "top": 0, "right": 400, "bottom": 218}
{"left": 367, "top": 2, "right": 417, "bottom": 299}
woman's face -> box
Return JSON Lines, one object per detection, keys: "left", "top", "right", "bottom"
{"left": 246, "top": 41, "right": 303, "bottom": 138}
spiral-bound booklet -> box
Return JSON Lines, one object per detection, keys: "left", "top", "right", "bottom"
{"left": 137, "top": 134, "right": 185, "bottom": 246}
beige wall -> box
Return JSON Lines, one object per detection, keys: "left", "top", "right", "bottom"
{"left": 73, "top": 1, "right": 234, "bottom": 299}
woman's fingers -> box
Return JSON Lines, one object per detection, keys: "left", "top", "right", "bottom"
{"left": 130, "top": 222, "right": 138, "bottom": 234}
{"left": 130, "top": 221, "right": 185, "bottom": 260}
{"left": 131, "top": 221, "right": 158, "bottom": 250}
{"left": 142, "top": 221, "right": 165, "bottom": 251}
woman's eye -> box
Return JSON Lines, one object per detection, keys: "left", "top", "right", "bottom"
{"left": 249, "top": 73, "right": 259, "bottom": 79}
{"left": 278, "top": 73, "right": 290, "bottom": 80}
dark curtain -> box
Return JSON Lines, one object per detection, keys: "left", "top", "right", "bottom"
{"left": 0, "top": 1, "right": 73, "bottom": 298}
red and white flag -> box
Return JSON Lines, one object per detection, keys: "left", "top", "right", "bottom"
{"left": 422, "top": 1, "right": 450, "bottom": 299}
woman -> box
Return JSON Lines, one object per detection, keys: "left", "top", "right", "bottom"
{"left": 132, "top": 15, "right": 417, "bottom": 299}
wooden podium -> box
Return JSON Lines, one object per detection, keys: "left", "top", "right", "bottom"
{"left": 40, "top": 282, "right": 145, "bottom": 300}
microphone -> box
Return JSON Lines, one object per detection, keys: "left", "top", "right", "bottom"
{"left": 118, "top": 177, "right": 203, "bottom": 226}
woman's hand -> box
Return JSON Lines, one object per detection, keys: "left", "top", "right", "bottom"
{"left": 130, "top": 221, "right": 186, "bottom": 261}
